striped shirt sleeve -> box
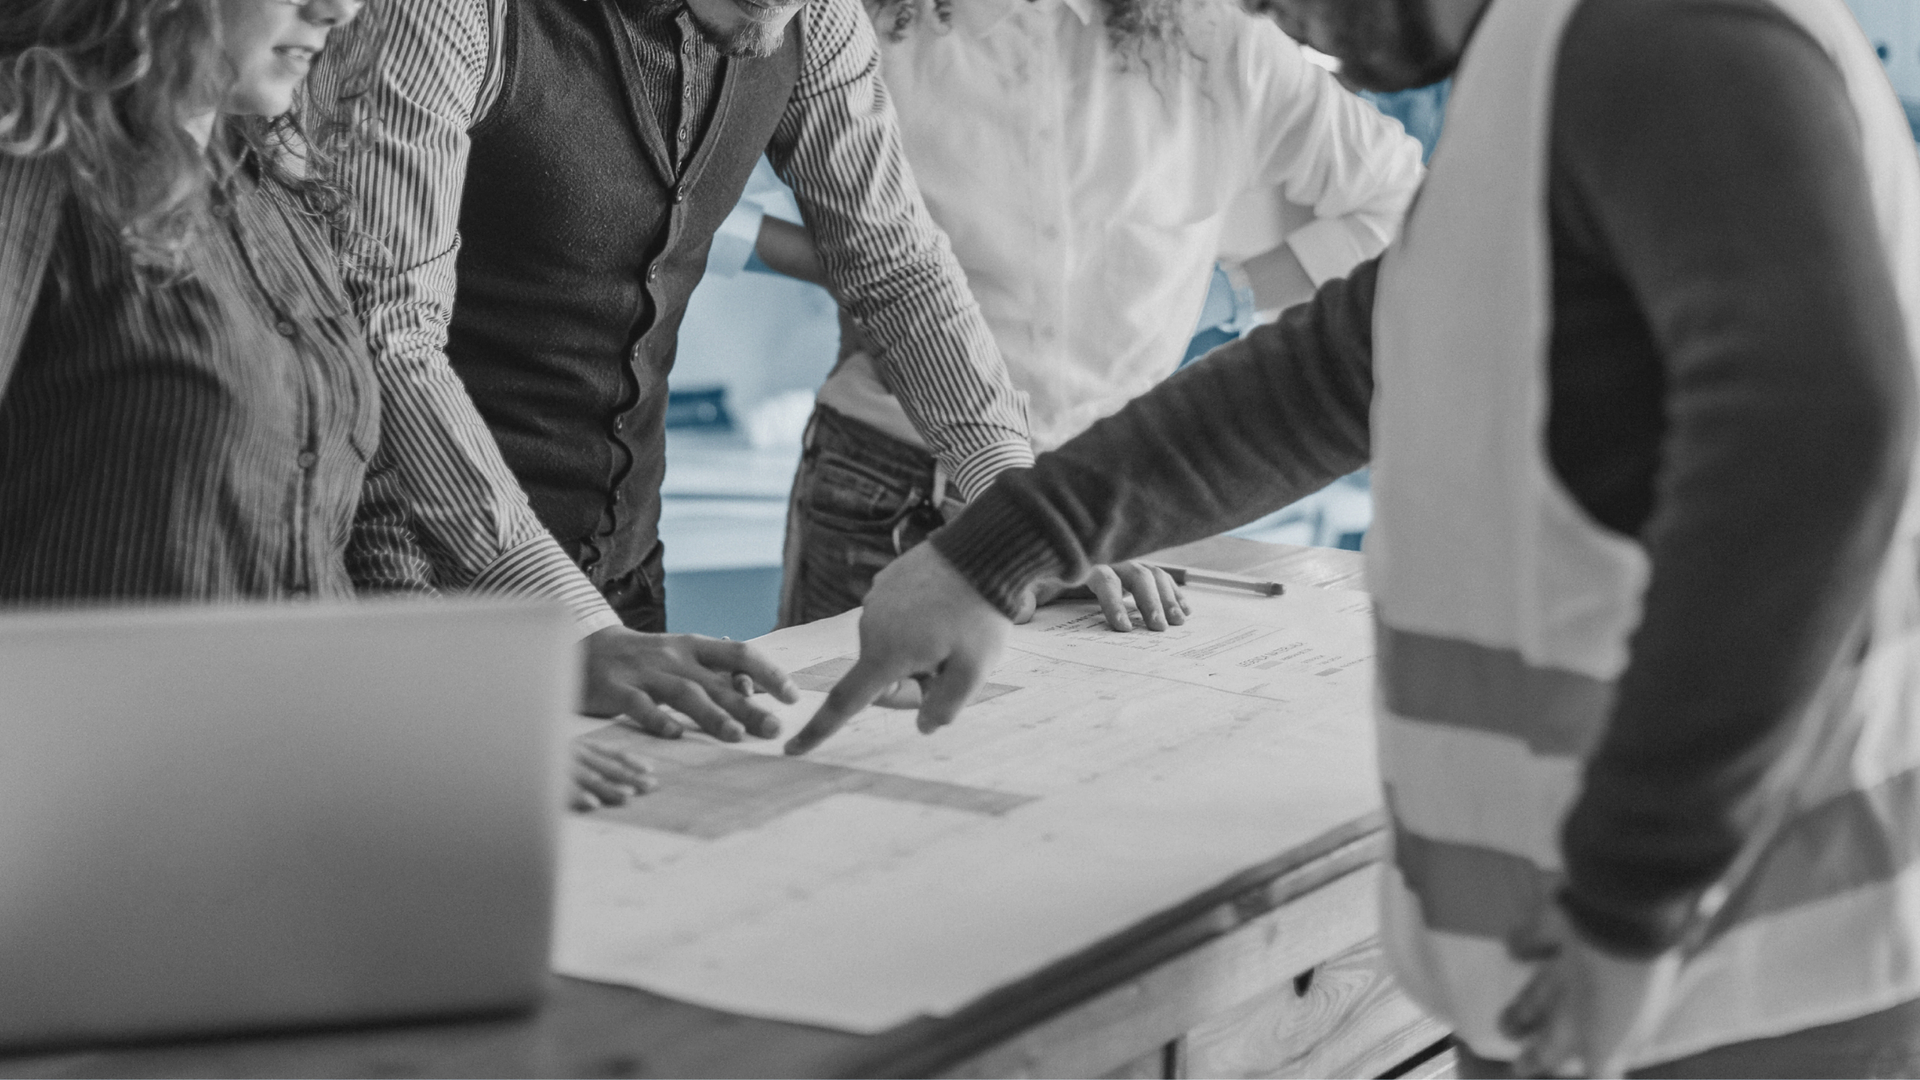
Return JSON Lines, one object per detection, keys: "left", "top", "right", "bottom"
{"left": 766, "top": 0, "right": 1034, "bottom": 501}
{"left": 326, "top": 0, "right": 621, "bottom": 634}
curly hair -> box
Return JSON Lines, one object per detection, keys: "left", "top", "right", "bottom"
{"left": 869, "top": 0, "right": 1192, "bottom": 72}
{"left": 0, "top": 0, "right": 383, "bottom": 280}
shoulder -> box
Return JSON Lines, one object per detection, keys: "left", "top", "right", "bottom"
{"left": 1552, "top": 0, "right": 1853, "bottom": 185}
{"left": 378, "top": 0, "right": 495, "bottom": 68}
{"left": 794, "top": 0, "right": 883, "bottom": 81}
{"left": 1178, "top": 0, "right": 1317, "bottom": 104}
{"left": 1557, "top": 0, "right": 1843, "bottom": 119}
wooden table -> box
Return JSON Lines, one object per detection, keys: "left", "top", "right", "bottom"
{"left": 0, "top": 539, "right": 1453, "bottom": 1080}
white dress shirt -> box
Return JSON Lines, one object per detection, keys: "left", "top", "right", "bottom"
{"left": 816, "top": 0, "right": 1425, "bottom": 452}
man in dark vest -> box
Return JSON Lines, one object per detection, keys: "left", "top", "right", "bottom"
{"left": 323, "top": 0, "right": 1040, "bottom": 747}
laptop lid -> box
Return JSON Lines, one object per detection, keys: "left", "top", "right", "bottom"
{"left": 0, "top": 598, "right": 578, "bottom": 1051}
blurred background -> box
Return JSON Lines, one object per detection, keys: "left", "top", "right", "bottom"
{"left": 660, "top": 0, "right": 1920, "bottom": 640}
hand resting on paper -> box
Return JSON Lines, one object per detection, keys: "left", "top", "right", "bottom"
{"left": 569, "top": 742, "right": 658, "bottom": 812}
{"left": 1021, "top": 560, "right": 1188, "bottom": 632}
{"left": 581, "top": 626, "right": 800, "bottom": 742}
{"left": 785, "top": 543, "right": 1013, "bottom": 755}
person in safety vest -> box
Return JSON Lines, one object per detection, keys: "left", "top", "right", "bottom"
{"left": 783, "top": 0, "right": 1920, "bottom": 1075}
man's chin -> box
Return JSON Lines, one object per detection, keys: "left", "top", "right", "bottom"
{"left": 691, "top": 12, "right": 788, "bottom": 58}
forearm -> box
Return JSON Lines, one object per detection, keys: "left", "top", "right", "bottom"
{"left": 1237, "top": 244, "right": 1317, "bottom": 316}
{"left": 754, "top": 215, "right": 828, "bottom": 287}
{"left": 935, "top": 261, "right": 1379, "bottom": 617}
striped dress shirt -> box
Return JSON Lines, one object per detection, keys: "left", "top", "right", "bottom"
{"left": 0, "top": 160, "right": 422, "bottom": 605}
{"left": 330, "top": 0, "right": 1033, "bottom": 632}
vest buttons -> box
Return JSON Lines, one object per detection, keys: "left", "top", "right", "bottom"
{"left": 614, "top": 415, "right": 626, "bottom": 433}
{"left": 647, "top": 264, "right": 660, "bottom": 283}
{"left": 673, "top": 182, "right": 689, "bottom": 204}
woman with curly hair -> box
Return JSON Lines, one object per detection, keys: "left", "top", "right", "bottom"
{"left": 766, "top": 0, "right": 1428, "bottom": 631}
{"left": 0, "top": 0, "right": 653, "bottom": 807}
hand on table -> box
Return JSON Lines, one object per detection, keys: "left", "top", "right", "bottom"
{"left": 568, "top": 741, "right": 657, "bottom": 812}
{"left": 785, "top": 543, "right": 1012, "bottom": 755}
{"left": 1499, "top": 901, "right": 1682, "bottom": 1079}
{"left": 1020, "top": 560, "right": 1188, "bottom": 632}
{"left": 581, "top": 626, "right": 800, "bottom": 742}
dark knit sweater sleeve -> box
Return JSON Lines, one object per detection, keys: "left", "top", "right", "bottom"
{"left": 1552, "top": 0, "right": 1917, "bottom": 956}
{"left": 933, "top": 261, "right": 1379, "bottom": 617}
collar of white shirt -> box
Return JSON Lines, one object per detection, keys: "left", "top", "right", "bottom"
{"left": 954, "top": 0, "right": 1098, "bottom": 36}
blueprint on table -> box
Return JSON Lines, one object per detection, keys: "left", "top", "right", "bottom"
{"left": 552, "top": 584, "right": 1382, "bottom": 1033}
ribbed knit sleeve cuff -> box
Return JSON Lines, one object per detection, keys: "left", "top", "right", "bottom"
{"left": 1557, "top": 883, "right": 1692, "bottom": 960}
{"left": 470, "top": 533, "right": 624, "bottom": 638}
{"left": 945, "top": 440, "right": 1037, "bottom": 504}
{"left": 930, "top": 478, "right": 1070, "bottom": 620}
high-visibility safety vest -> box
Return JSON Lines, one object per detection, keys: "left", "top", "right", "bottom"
{"left": 1367, "top": 0, "right": 1920, "bottom": 1064}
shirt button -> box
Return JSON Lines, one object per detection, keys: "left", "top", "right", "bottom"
{"left": 614, "top": 415, "right": 626, "bottom": 432}
{"left": 613, "top": 489, "right": 624, "bottom": 505}
{"left": 297, "top": 451, "right": 318, "bottom": 469}
{"left": 647, "top": 264, "right": 660, "bottom": 283}
{"left": 275, "top": 320, "right": 297, "bottom": 338}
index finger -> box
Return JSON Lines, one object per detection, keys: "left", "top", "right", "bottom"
{"left": 784, "top": 654, "right": 902, "bottom": 756}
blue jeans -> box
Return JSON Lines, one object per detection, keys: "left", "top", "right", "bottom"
{"left": 560, "top": 537, "right": 667, "bottom": 632}
{"left": 778, "top": 405, "right": 959, "bottom": 627}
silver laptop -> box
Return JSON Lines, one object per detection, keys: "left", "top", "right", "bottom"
{"left": 0, "top": 598, "right": 579, "bottom": 1050}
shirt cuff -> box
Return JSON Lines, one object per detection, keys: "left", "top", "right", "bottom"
{"left": 1285, "top": 218, "right": 1375, "bottom": 288}
{"left": 469, "top": 533, "right": 624, "bottom": 638}
{"left": 930, "top": 478, "right": 1069, "bottom": 619}
{"left": 704, "top": 199, "right": 768, "bottom": 280}
{"left": 945, "top": 439, "right": 1037, "bottom": 504}
{"left": 1557, "top": 883, "right": 1692, "bottom": 960}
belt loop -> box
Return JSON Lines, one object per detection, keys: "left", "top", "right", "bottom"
{"left": 801, "top": 408, "right": 822, "bottom": 453}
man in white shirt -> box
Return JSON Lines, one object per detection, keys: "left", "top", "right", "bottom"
{"left": 765, "top": 0, "right": 1425, "bottom": 630}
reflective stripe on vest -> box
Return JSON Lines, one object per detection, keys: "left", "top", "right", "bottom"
{"left": 1366, "top": 0, "right": 1920, "bottom": 1063}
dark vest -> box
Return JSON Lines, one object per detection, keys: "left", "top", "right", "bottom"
{"left": 449, "top": 0, "right": 800, "bottom": 581}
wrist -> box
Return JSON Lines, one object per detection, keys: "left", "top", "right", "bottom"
{"left": 930, "top": 480, "right": 1068, "bottom": 620}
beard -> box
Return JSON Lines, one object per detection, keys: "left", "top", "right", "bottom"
{"left": 1254, "top": 0, "right": 1460, "bottom": 92}
{"left": 688, "top": 6, "right": 791, "bottom": 58}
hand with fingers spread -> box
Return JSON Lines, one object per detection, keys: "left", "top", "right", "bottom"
{"left": 785, "top": 543, "right": 1012, "bottom": 755}
{"left": 581, "top": 627, "right": 800, "bottom": 743}
{"left": 1499, "top": 900, "right": 1682, "bottom": 1079}
{"left": 1018, "top": 560, "right": 1189, "bottom": 632}
{"left": 568, "top": 742, "right": 658, "bottom": 812}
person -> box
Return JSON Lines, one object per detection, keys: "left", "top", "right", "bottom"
{"left": 786, "top": 0, "right": 1920, "bottom": 1075}
{"left": 0, "top": 0, "right": 676, "bottom": 810}
{"left": 755, "top": 0, "right": 1425, "bottom": 632}
{"left": 313, "top": 0, "right": 1167, "bottom": 741}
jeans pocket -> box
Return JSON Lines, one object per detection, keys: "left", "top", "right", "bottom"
{"left": 802, "top": 451, "right": 918, "bottom": 533}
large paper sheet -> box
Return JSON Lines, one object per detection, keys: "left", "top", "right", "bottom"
{"left": 553, "top": 584, "right": 1382, "bottom": 1033}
